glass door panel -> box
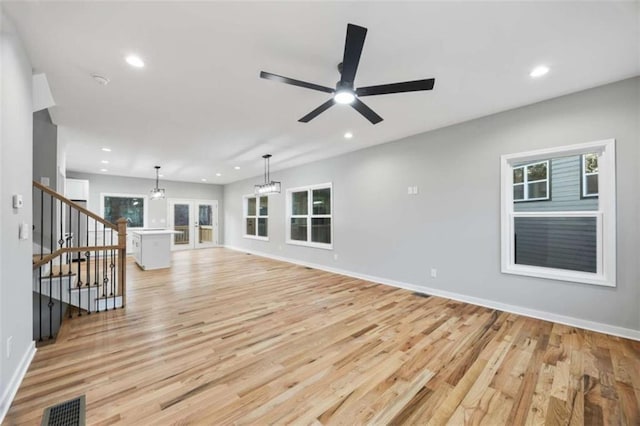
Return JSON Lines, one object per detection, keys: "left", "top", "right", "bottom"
{"left": 169, "top": 201, "right": 193, "bottom": 251}
{"left": 195, "top": 201, "right": 218, "bottom": 248}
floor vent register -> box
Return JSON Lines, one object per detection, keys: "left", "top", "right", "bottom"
{"left": 41, "top": 395, "right": 86, "bottom": 426}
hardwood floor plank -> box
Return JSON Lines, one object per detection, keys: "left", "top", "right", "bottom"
{"left": 6, "top": 248, "right": 640, "bottom": 425}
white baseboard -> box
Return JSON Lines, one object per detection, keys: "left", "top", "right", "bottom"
{"left": 0, "top": 341, "right": 36, "bottom": 423}
{"left": 225, "top": 245, "right": 640, "bottom": 341}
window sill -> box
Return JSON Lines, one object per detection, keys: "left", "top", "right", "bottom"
{"left": 286, "top": 239, "right": 333, "bottom": 250}
{"left": 244, "top": 235, "right": 269, "bottom": 242}
{"left": 502, "top": 264, "right": 615, "bottom": 287}
{"left": 514, "top": 197, "right": 550, "bottom": 203}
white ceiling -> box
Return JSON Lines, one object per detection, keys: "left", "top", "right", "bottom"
{"left": 5, "top": 1, "right": 639, "bottom": 185}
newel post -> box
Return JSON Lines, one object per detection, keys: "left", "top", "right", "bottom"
{"left": 117, "top": 218, "right": 128, "bottom": 307}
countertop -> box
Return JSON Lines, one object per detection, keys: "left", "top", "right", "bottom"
{"left": 131, "top": 229, "right": 180, "bottom": 235}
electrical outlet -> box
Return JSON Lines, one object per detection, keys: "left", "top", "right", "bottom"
{"left": 6, "top": 336, "right": 13, "bottom": 359}
{"left": 430, "top": 268, "right": 437, "bottom": 278}
{"left": 413, "top": 186, "right": 419, "bottom": 195}
{"left": 407, "top": 186, "right": 413, "bottom": 195}
{"left": 334, "top": 254, "right": 339, "bottom": 261}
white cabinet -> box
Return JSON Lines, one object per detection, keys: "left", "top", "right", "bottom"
{"left": 65, "top": 178, "right": 89, "bottom": 201}
{"left": 132, "top": 230, "right": 175, "bottom": 270}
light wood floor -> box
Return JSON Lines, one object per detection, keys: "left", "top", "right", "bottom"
{"left": 6, "top": 248, "right": 640, "bottom": 425}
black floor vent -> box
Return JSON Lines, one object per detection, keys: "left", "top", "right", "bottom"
{"left": 41, "top": 395, "right": 85, "bottom": 426}
{"left": 413, "top": 292, "right": 431, "bottom": 298}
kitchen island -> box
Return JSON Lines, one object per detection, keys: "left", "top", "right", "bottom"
{"left": 131, "top": 229, "right": 179, "bottom": 270}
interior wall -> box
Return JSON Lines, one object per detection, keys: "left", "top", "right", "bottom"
{"left": 32, "top": 109, "right": 58, "bottom": 248}
{"left": 32, "top": 109, "right": 57, "bottom": 187}
{"left": 0, "top": 8, "right": 35, "bottom": 417}
{"left": 224, "top": 77, "right": 640, "bottom": 334}
{"left": 66, "top": 172, "right": 224, "bottom": 241}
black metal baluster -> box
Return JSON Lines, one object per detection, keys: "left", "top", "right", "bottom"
{"left": 103, "top": 227, "right": 107, "bottom": 311}
{"left": 48, "top": 194, "right": 54, "bottom": 339}
{"left": 85, "top": 215, "right": 91, "bottom": 314}
{"left": 39, "top": 190, "right": 43, "bottom": 342}
{"left": 110, "top": 231, "right": 115, "bottom": 310}
{"left": 68, "top": 204, "right": 73, "bottom": 318}
{"left": 59, "top": 199, "right": 64, "bottom": 324}
{"left": 77, "top": 210, "right": 82, "bottom": 316}
{"left": 86, "top": 251, "right": 91, "bottom": 315}
{"left": 95, "top": 219, "right": 99, "bottom": 313}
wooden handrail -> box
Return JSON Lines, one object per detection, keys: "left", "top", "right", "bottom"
{"left": 33, "top": 245, "right": 122, "bottom": 268}
{"left": 33, "top": 180, "right": 117, "bottom": 230}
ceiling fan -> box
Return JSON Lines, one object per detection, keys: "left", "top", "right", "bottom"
{"left": 260, "top": 23, "right": 435, "bottom": 125}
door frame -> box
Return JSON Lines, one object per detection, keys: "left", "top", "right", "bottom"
{"left": 167, "top": 198, "right": 219, "bottom": 251}
{"left": 194, "top": 200, "right": 219, "bottom": 249}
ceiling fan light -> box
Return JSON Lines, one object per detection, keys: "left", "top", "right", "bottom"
{"left": 334, "top": 90, "right": 355, "bottom": 104}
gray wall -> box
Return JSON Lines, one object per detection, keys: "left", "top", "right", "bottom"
{"left": 32, "top": 109, "right": 57, "bottom": 187}
{"left": 224, "top": 77, "right": 639, "bottom": 332}
{"left": 66, "top": 172, "right": 224, "bottom": 241}
{"left": 0, "top": 9, "right": 34, "bottom": 412}
{"left": 33, "top": 109, "right": 58, "bottom": 249}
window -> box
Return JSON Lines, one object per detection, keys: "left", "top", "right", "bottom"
{"left": 244, "top": 195, "right": 268, "bottom": 240}
{"left": 582, "top": 153, "right": 599, "bottom": 197}
{"left": 101, "top": 193, "right": 147, "bottom": 228}
{"left": 501, "top": 139, "right": 616, "bottom": 287}
{"left": 286, "top": 183, "right": 332, "bottom": 249}
{"left": 513, "top": 160, "right": 550, "bottom": 202}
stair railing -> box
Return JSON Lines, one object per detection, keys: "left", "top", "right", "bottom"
{"left": 32, "top": 181, "right": 127, "bottom": 343}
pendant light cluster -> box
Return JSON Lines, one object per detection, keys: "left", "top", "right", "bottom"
{"left": 150, "top": 166, "right": 165, "bottom": 200}
{"left": 254, "top": 154, "right": 281, "bottom": 195}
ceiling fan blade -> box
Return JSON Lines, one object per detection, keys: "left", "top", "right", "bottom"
{"left": 298, "top": 98, "right": 336, "bottom": 123}
{"left": 260, "top": 71, "right": 335, "bottom": 94}
{"left": 351, "top": 98, "right": 383, "bottom": 124}
{"left": 356, "top": 78, "right": 435, "bottom": 97}
{"left": 340, "top": 24, "right": 367, "bottom": 85}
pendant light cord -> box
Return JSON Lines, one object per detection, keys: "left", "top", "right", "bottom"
{"left": 263, "top": 154, "right": 272, "bottom": 184}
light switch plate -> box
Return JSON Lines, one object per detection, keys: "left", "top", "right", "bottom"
{"left": 19, "top": 222, "right": 29, "bottom": 240}
{"left": 12, "top": 194, "right": 23, "bottom": 209}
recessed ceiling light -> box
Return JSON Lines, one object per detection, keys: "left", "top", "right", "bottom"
{"left": 234, "top": 166, "right": 241, "bottom": 170}
{"left": 125, "top": 55, "right": 145, "bottom": 68}
{"left": 344, "top": 132, "right": 353, "bottom": 139}
{"left": 201, "top": 178, "right": 207, "bottom": 182}
{"left": 216, "top": 173, "right": 222, "bottom": 177}
{"left": 101, "top": 147, "right": 111, "bottom": 152}
{"left": 101, "top": 160, "right": 109, "bottom": 164}
{"left": 100, "top": 168, "right": 108, "bottom": 172}
{"left": 530, "top": 65, "right": 550, "bottom": 78}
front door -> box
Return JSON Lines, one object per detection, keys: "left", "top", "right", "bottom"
{"left": 168, "top": 199, "right": 218, "bottom": 251}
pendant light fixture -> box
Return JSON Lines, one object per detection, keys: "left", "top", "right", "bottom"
{"left": 150, "top": 166, "right": 165, "bottom": 200}
{"left": 254, "top": 154, "right": 281, "bottom": 195}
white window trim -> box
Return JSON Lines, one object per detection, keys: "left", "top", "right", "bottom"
{"left": 285, "top": 182, "right": 333, "bottom": 250}
{"left": 99, "top": 192, "right": 148, "bottom": 229}
{"left": 513, "top": 160, "right": 550, "bottom": 202}
{"left": 243, "top": 194, "right": 269, "bottom": 241}
{"left": 582, "top": 153, "right": 599, "bottom": 198}
{"left": 500, "top": 139, "right": 616, "bottom": 287}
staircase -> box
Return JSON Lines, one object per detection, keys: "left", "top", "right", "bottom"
{"left": 32, "top": 181, "right": 127, "bottom": 343}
